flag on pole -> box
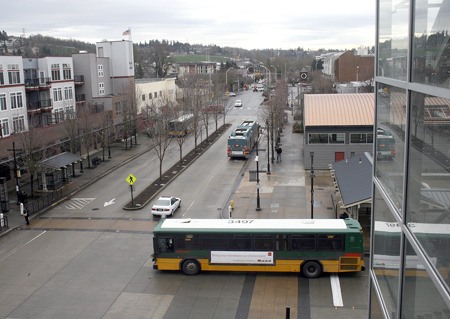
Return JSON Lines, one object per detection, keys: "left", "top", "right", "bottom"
{"left": 122, "top": 29, "right": 131, "bottom": 36}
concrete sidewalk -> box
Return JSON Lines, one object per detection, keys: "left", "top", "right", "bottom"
{"left": 0, "top": 136, "right": 154, "bottom": 236}
{"left": 0, "top": 112, "right": 339, "bottom": 237}
{"left": 228, "top": 111, "right": 338, "bottom": 220}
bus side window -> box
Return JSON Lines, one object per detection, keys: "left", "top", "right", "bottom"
{"left": 292, "top": 235, "right": 316, "bottom": 251}
{"left": 158, "top": 238, "right": 174, "bottom": 253}
{"left": 317, "top": 235, "right": 344, "bottom": 251}
{"left": 275, "top": 234, "right": 288, "bottom": 251}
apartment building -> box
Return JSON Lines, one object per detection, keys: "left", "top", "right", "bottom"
{"left": 370, "top": 0, "right": 450, "bottom": 318}
{"left": 23, "top": 57, "right": 76, "bottom": 126}
{"left": 0, "top": 56, "right": 28, "bottom": 138}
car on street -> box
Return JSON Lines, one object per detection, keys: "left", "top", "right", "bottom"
{"left": 151, "top": 196, "right": 181, "bottom": 217}
{"left": 234, "top": 99, "right": 243, "bottom": 107}
{"left": 228, "top": 92, "right": 236, "bottom": 97}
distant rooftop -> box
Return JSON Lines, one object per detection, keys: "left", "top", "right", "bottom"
{"left": 304, "top": 93, "right": 374, "bottom": 127}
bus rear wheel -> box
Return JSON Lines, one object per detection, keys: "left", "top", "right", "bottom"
{"left": 182, "top": 259, "right": 201, "bottom": 275}
{"left": 302, "top": 261, "right": 322, "bottom": 278}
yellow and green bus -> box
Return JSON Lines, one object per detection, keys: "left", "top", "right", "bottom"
{"left": 152, "top": 218, "right": 366, "bottom": 277}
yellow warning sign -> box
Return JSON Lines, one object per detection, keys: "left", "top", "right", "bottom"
{"left": 126, "top": 174, "right": 137, "bottom": 185}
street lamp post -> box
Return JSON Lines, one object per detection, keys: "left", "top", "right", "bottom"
{"left": 225, "top": 67, "right": 233, "bottom": 92}
{"left": 310, "top": 152, "right": 315, "bottom": 219}
{"left": 271, "top": 65, "right": 277, "bottom": 82}
{"left": 266, "top": 119, "right": 271, "bottom": 175}
{"left": 261, "top": 65, "right": 270, "bottom": 87}
{"left": 8, "top": 142, "right": 22, "bottom": 204}
{"left": 255, "top": 141, "right": 261, "bottom": 211}
{"left": 356, "top": 65, "right": 359, "bottom": 93}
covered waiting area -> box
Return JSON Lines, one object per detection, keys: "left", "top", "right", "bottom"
{"left": 39, "top": 152, "right": 82, "bottom": 190}
{"left": 330, "top": 152, "right": 373, "bottom": 220}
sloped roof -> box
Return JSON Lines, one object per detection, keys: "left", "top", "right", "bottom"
{"left": 40, "top": 152, "right": 81, "bottom": 169}
{"left": 305, "top": 93, "right": 374, "bottom": 127}
{"left": 331, "top": 152, "right": 373, "bottom": 208}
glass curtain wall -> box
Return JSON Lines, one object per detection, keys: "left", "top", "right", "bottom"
{"left": 371, "top": 0, "right": 450, "bottom": 318}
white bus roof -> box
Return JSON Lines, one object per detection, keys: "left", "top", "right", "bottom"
{"left": 157, "top": 218, "right": 350, "bottom": 231}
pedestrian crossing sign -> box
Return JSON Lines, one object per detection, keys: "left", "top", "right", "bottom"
{"left": 126, "top": 174, "right": 137, "bottom": 185}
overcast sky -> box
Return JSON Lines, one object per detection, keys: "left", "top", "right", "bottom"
{"left": 4, "top": 0, "right": 375, "bottom": 50}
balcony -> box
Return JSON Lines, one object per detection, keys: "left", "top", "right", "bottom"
{"left": 76, "top": 94, "right": 86, "bottom": 105}
{"left": 27, "top": 99, "right": 53, "bottom": 112}
{"left": 74, "top": 75, "right": 84, "bottom": 85}
{"left": 25, "top": 78, "right": 51, "bottom": 91}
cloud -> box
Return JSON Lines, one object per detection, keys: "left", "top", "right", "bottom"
{"left": 2, "top": 0, "right": 375, "bottom": 50}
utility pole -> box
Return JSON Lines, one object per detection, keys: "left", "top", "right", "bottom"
{"left": 7, "top": 142, "right": 23, "bottom": 204}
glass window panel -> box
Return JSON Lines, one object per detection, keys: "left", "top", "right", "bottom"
{"left": 372, "top": 188, "right": 401, "bottom": 316}
{"left": 378, "top": 0, "right": 409, "bottom": 80}
{"left": 401, "top": 239, "right": 450, "bottom": 318}
{"left": 309, "top": 133, "right": 328, "bottom": 144}
{"left": 412, "top": 0, "right": 450, "bottom": 87}
{"left": 370, "top": 283, "right": 388, "bottom": 319}
{"left": 407, "top": 92, "right": 450, "bottom": 286}
{"left": 375, "top": 84, "right": 406, "bottom": 211}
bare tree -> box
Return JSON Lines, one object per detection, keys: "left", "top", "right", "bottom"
{"left": 18, "top": 115, "right": 48, "bottom": 198}
{"left": 148, "top": 102, "right": 174, "bottom": 182}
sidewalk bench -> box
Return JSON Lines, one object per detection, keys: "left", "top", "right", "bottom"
{"left": 91, "top": 156, "right": 101, "bottom": 167}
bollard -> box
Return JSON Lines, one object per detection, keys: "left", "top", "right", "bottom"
{"left": 0, "top": 213, "right": 3, "bottom": 227}
{"left": 230, "top": 200, "right": 234, "bottom": 210}
{"left": 228, "top": 206, "right": 232, "bottom": 219}
{"left": 285, "top": 306, "right": 290, "bottom": 319}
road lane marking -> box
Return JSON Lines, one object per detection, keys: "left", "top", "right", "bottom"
{"left": 183, "top": 201, "right": 195, "bottom": 217}
{"left": 330, "top": 274, "right": 343, "bottom": 307}
{"left": 0, "top": 231, "right": 47, "bottom": 262}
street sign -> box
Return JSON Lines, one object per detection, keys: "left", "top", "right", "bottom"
{"left": 126, "top": 174, "right": 137, "bottom": 185}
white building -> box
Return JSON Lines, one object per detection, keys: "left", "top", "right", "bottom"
{"left": 0, "top": 56, "right": 28, "bottom": 137}
{"left": 135, "top": 78, "right": 179, "bottom": 116}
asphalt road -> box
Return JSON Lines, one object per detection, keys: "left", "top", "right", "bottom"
{"left": 0, "top": 90, "right": 370, "bottom": 319}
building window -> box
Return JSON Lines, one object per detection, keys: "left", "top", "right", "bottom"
{"left": 7, "top": 64, "right": 20, "bottom": 84}
{"left": 1, "top": 118, "right": 9, "bottom": 136}
{"left": 63, "top": 63, "right": 72, "bottom": 80}
{"left": 0, "top": 94, "right": 6, "bottom": 111}
{"left": 53, "top": 88, "right": 62, "bottom": 102}
{"left": 10, "top": 92, "right": 23, "bottom": 109}
{"left": 0, "top": 64, "right": 4, "bottom": 85}
{"left": 51, "top": 64, "right": 61, "bottom": 81}
{"left": 350, "top": 133, "right": 367, "bottom": 143}
{"left": 328, "top": 133, "right": 345, "bottom": 144}
{"left": 154, "top": 92, "right": 157, "bottom": 98}
{"left": 142, "top": 94, "right": 145, "bottom": 101}
{"left": 149, "top": 93, "right": 153, "bottom": 99}
{"left": 99, "top": 83, "right": 105, "bottom": 96}
{"left": 378, "top": 1, "right": 408, "bottom": 80}
{"left": 309, "top": 133, "right": 345, "bottom": 144}
{"left": 98, "top": 64, "right": 104, "bottom": 77}
{"left": 12, "top": 116, "right": 25, "bottom": 133}
{"left": 308, "top": 133, "right": 328, "bottom": 144}
{"left": 159, "top": 91, "right": 162, "bottom": 97}
{"left": 376, "top": 84, "right": 406, "bottom": 212}
{"left": 412, "top": 3, "right": 449, "bottom": 88}
{"left": 64, "top": 86, "right": 73, "bottom": 100}
{"left": 115, "top": 101, "right": 121, "bottom": 116}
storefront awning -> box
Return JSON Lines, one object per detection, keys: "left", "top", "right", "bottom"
{"left": 40, "top": 152, "right": 81, "bottom": 169}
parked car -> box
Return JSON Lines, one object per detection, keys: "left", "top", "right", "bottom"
{"left": 228, "top": 92, "right": 236, "bottom": 97}
{"left": 234, "top": 99, "right": 243, "bottom": 107}
{"left": 151, "top": 196, "right": 181, "bottom": 217}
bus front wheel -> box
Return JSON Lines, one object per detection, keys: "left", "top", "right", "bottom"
{"left": 302, "top": 261, "right": 322, "bottom": 278}
{"left": 182, "top": 260, "right": 201, "bottom": 275}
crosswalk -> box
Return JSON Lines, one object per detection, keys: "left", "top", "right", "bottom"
{"left": 60, "top": 198, "right": 95, "bottom": 210}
